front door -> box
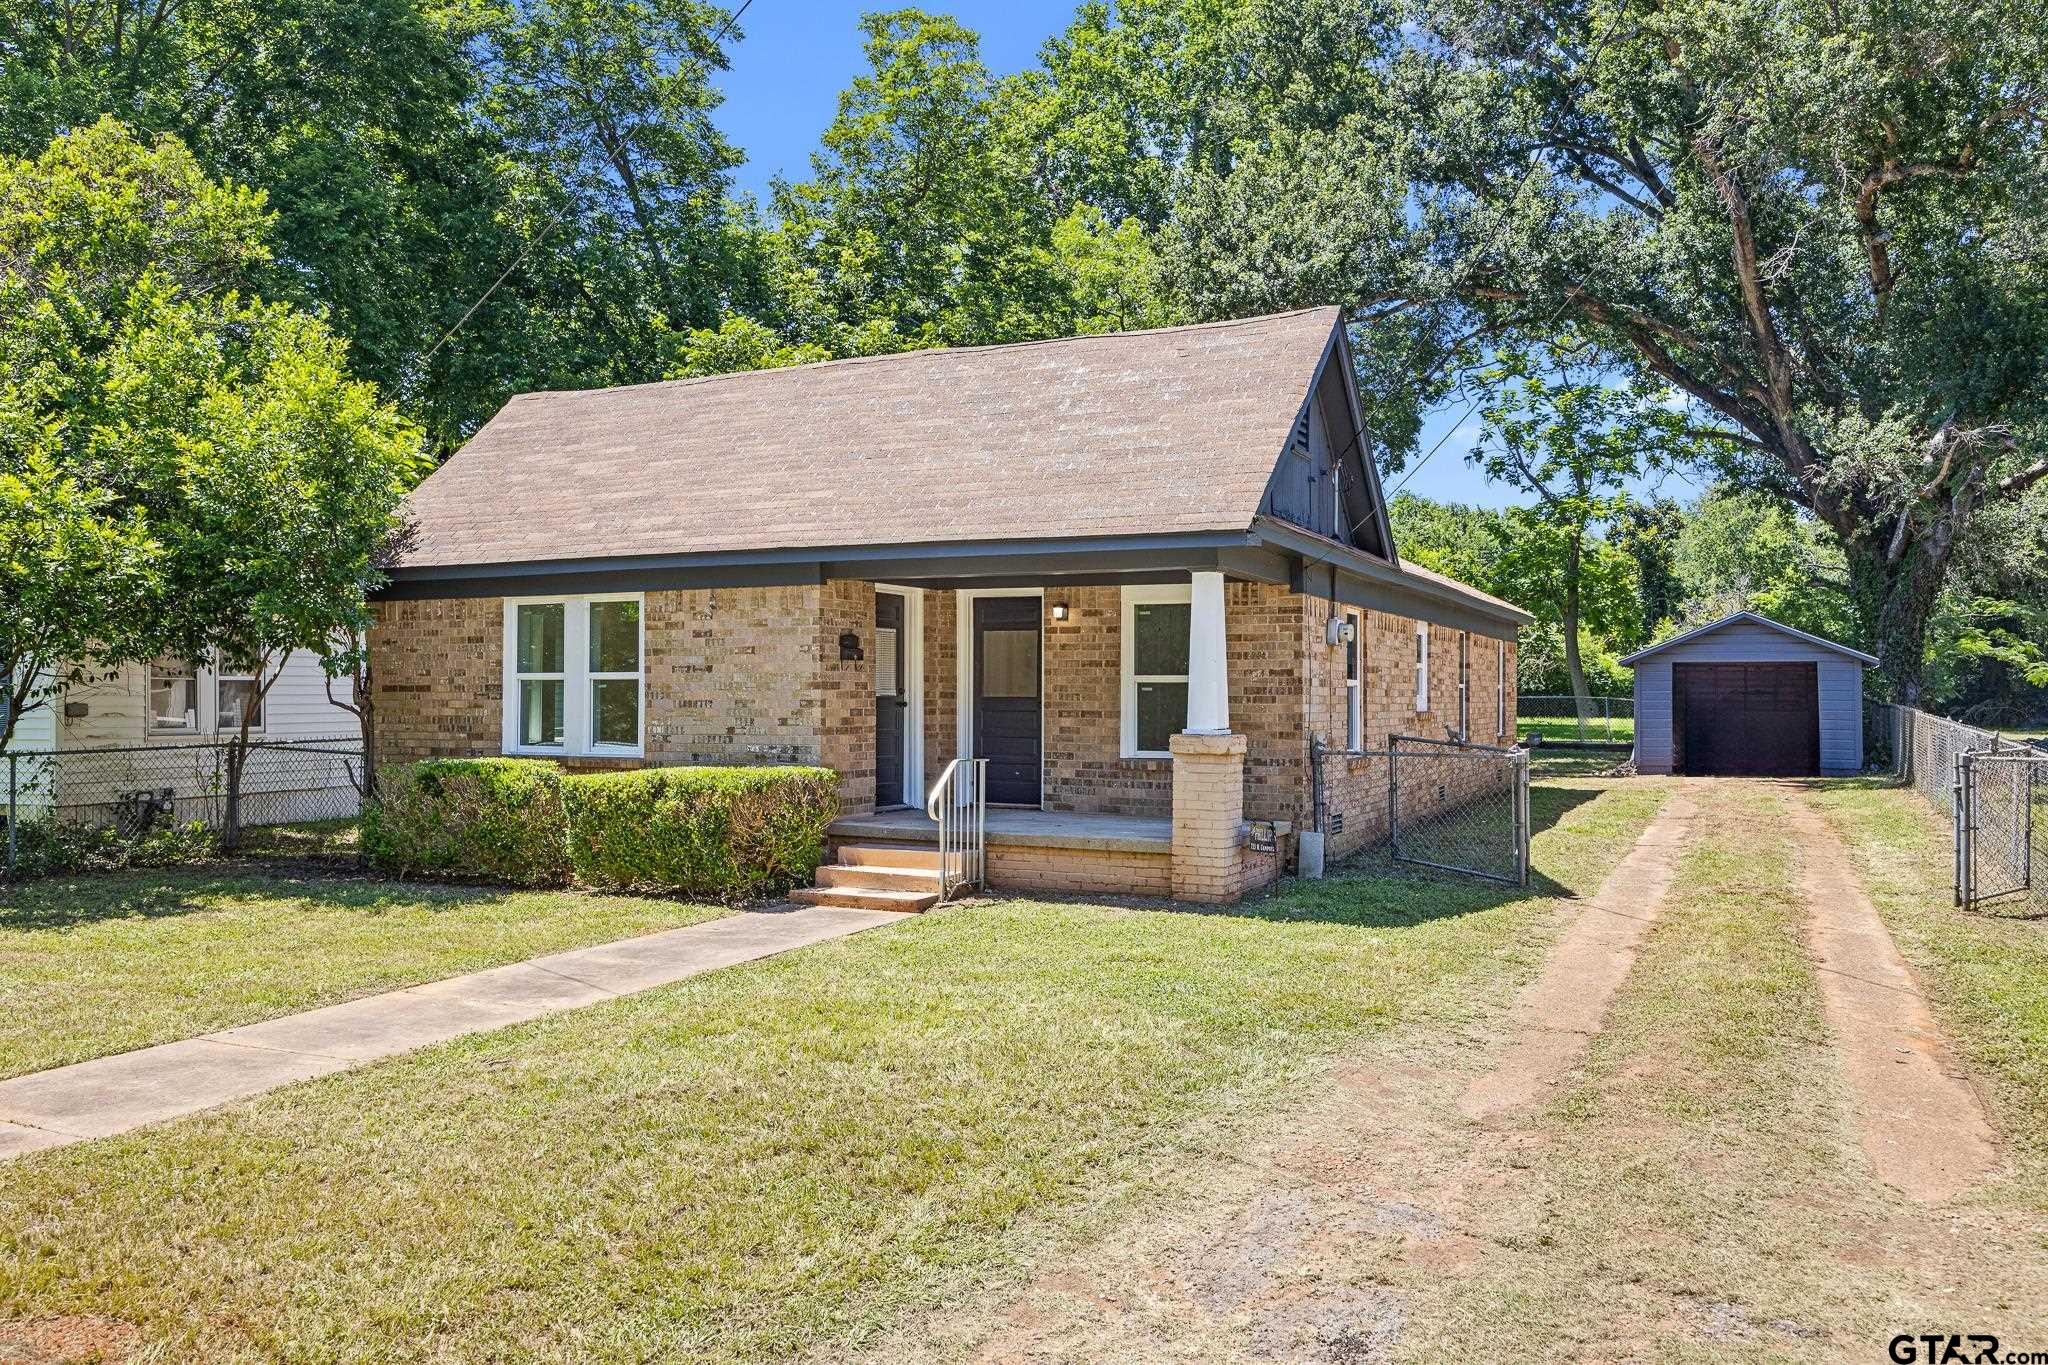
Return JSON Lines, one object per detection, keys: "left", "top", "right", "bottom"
{"left": 973, "top": 597, "right": 1042, "bottom": 805}
{"left": 874, "top": 591, "right": 908, "bottom": 806}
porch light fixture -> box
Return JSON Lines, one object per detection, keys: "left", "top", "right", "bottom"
{"left": 1050, "top": 602, "right": 1069, "bottom": 621}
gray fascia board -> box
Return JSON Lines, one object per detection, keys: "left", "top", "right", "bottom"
{"left": 374, "top": 530, "right": 1263, "bottom": 601}
{"left": 1257, "top": 518, "right": 1530, "bottom": 634}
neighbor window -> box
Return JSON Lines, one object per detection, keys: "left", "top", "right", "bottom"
{"left": 1414, "top": 622, "right": 1430, "bottom": 712}
{"left": 505, "top": 595, "right": 641, "bottom": 755}
{"left": 1344, "top": 611, "right": 1363, "bottom": 752}
{"left": 1121, "top": 586, "right": 1191, "bottom": 757}
{"left": 147, "top": 658, "right": 202, "bottom": 733}
{"left": 216, "top": 663, "right": 264, "bottom": 733}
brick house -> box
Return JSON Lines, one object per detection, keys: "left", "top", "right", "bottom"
{"left": 370, "top": 307, "right": 1527, "bottom": 905}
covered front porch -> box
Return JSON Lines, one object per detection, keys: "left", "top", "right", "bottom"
{"left": 854, "top": 571, "right": 1280, "bottom": 902}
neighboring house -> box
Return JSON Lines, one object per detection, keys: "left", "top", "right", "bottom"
{"left": 370, "top": 307, "right": 1529, "bottom": 904}
{"left": 3, "top": 654, "right": 360, "bottom": 825}
{"left": 1623, "top": 611, "right": 1873, "bottom": 776}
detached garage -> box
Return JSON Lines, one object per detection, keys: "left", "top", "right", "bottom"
{"left": 1623, "top": 612, "right": 1875, "bottom": 777}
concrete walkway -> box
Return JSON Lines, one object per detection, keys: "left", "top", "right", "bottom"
{"left": 0, "top": 903, "right": 899, "bottom": 1160}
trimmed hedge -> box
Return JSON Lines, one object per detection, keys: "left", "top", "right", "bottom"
{"left": 564, "top": 765, "right": 839, "bottom": 898}
{"left": 360, "top": 758, "right": 571, "bottom": 886}
{"left": 361, "top": 758, "right": 838, "bottom": 900}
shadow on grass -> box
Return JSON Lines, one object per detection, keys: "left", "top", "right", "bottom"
{"left": 0, "top": 865, "right": 519, "bottom": 934}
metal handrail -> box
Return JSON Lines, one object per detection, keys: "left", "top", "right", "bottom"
{"left": 925, "top": 757, "right": 987, "bottom": 902}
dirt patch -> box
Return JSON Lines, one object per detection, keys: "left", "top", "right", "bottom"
{"left": 1784, "top": 793, "right": 1999, "bottom": 1202}
{"left": 1457, "top": 788, "right": 1701, "bottom": 1120}
{"left": 0, "top": 1316, "right": 140, "bottom": 1364}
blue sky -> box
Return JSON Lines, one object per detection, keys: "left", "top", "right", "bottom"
{"left": 709, "top": 1, "right": 1711, "bottom": 512}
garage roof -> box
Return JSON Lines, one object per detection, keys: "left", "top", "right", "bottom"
{"left": 1619, "top": 611, "right": 1877, "bottom": 667}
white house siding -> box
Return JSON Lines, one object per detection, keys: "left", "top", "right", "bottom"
{"left": 1629, "top": 619, "right": 1864, "bottom": 776}
{"left": 3, "top": 668, "right": 58, "bottom": 811}
{"left": 46, "top": 651, "right": 359, "bottom": 825}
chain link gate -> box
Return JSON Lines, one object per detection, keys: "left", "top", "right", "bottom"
{"left": 1956, "top": 749, "right": 2045, "bottom": 913}
{"left": 1387, "top": 735, "right": 1531, "bottom": 885}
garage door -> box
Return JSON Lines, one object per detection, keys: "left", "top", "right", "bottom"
{"left": 1673, "top": 662, "right": 1820, "bottom": 776}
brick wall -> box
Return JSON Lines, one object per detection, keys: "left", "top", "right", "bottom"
{"left": 370, "top": 580, "right": 882, "bottom": 813}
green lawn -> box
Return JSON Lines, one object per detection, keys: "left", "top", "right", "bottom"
{"left": 0, "top": 868, "right": 725, "bottom": 1080}
{"left": 1517, "top": 712, "right": 1635, "bottom": 745}
{"left": 1809, "top": 778, "right": 2048, "bottom": 1188}
{"left": 0, "top": 777, "right": 1668, "bottom": 1362}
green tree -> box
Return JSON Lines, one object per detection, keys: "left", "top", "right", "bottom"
{"left": 1671, "top": 486, "right": 1856, "bottom": 643}
{"left": 1466, "top": 347, "right": 1704, "bottom": 716}
{"left": 1156, "top": 0, "right": 2048, "bottom": 699}
{"left": 770, "top": 9, "right": 1068, "bottom": 350}
{"left": 0, "top": 122, "right": 423, "bottom": 829}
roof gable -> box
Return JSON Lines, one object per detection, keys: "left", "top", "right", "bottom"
{"left": 397, "top": 308, "right": 1344, "bottom": 571}
{"left": 1619, "top": 611, "right": 1877, "bottom": 667}
{"left": 1253, "top": 326, "right": 1395, "bottom": 561}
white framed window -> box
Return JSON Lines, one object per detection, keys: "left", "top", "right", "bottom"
{"left": 216, "top": 662, "right": 265, "bottom": 734}
{"left": 148, "top": 657, "right": 203, "bottom": 734}
{"left": 503, "top": 594, "right": 643, "bottom": 756}
{"left": 1497, "top": 639, "right": 1507, "bottom": 737}
{"left": 1414, "top": 621, "right": 1430, "bottom": 713}
{"left": 1344, "top": 610, "right": 1363, "bottom": 752}
{"left": 1458, "top": 631, "right": 1470, "bottom": 736}
{"left": 1120, "top": 585, "right": 1192, "bottom": 758}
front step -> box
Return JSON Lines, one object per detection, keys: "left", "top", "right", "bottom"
{"left": 789, "top": 885, "right": 940, "bottom": 913}
{"left": 794, "top": 841, "right": 947, "bottom": 912}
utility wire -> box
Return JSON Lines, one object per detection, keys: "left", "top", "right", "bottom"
{"left": 420, "top": 0, "right": 758, "bottom": 367}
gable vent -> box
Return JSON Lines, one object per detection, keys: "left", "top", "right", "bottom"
{"left": 1290, "top": 410, "right": 1311, "bottom": 456}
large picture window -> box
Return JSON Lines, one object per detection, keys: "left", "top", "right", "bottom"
{"left": 504, "top": 595, "right": 642, "bottom": 756}
{"left": 1121, "top": 585, "right": 1191, "bottom": 757}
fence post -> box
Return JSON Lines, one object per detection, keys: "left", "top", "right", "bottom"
{"left": 1388, "top": 736, "right": 1401, "bottom": 856}
{"left": 1953, "top": 749, "right": 1969, "bottom": 907}
{"left": 1516, "top": 748, "right": 1531, "bottom": 886}
{"left": 6, "top": 754, "right": 16, "bottom": 879}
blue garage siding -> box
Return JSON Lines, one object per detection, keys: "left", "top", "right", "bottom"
{"left": 1628, "top": 617, "right": 1866, "bottom": 776}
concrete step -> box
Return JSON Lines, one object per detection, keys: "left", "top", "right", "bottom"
{"left": 833, "top": 842, "right": 943, "bottom": 871}
{"left": 789, "top": 885, "right": 940, "bottom": 913}
{"left": 817, "top": 863, "right": 943, "bottom": 893}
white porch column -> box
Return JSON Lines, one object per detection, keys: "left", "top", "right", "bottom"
{"left": 1184, "top": 570, "right": 1230, "bottom": 734}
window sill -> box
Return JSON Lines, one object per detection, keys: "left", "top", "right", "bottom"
{"left": 1119, "top": 751, "right": 1174, "bottom": 763}
{"left": 503, "top": 747, "right": 645, "bottom": 761}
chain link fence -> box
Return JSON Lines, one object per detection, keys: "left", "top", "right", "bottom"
{"left": 1386, "top": 735, "right": 1531, "bottom": 885}
{"left": 1517, "top": 694, "right": 1635, "bottom": 744}
{"left": 4, "top": 737, "right": 362, "bottom": 876}
{"left": 1867, "top": 702, "right": 2043, "bottom": 916}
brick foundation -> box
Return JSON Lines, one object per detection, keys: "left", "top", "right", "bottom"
{"left": 1170, "top": 731, "right": 1248, "bottom": 903}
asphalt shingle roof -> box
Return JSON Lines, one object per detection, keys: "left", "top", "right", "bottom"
{"left": 397, "top": 307, "right": 1341, "bottom": 569}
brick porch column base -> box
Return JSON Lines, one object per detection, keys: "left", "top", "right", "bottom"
{"left": 1170, "top": 731, "right": 1247, "bottom": 904}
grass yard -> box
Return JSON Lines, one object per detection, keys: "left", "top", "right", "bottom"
{"left": 1516, "top": 712, "right": 1635, "bottom": 746}
{"left": 1809, "top": 778, "right": 2048, "bottom": 1188}
{"left": 0, "top": 867, "right": 725, "bottom": 1080}
{"left": 0, "top": 777, "right": 1668, "bottom": 1362}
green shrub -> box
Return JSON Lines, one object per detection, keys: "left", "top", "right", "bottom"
{"left": 2, "top": 818, "right": 217, "bottom": 881}
{"left": 564, "top": 766, "right": 838, "bottom": 899}
{"left": 361, "top": 758, "right": 570, "bottom": 885}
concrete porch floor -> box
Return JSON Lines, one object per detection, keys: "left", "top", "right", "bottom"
{"left": 829, "top": 807, "right": 1172, "bottom": 854}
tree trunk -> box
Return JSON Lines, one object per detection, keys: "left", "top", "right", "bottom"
{"left": 222, "top": 733, "right": 247, "bottom": 851}
{"left": 1849, "top": 529, "right": 1949, "bottom": 706}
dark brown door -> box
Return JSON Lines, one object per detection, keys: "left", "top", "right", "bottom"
{"left": 1673, "top": 662, "right": 1819, "bottom": 776}
{"left": 874, "top": 591, "right": 907, "bottom": 806}
{"left": 973, "top": 597, "right": 1042, "bottom": 805}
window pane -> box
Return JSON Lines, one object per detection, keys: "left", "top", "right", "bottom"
{"left": 874, "top": 626, "right": 899, "bottom": 698}
{"left": 1136, "top": 681, "right": 1187, "bottom": 752}
{"left": 982, "top": 629, "right": 1038, "bottom": 698}
{"left": 520, "top": 679, "right": 564, "bottom": 746}
{"left": 517, "top": 603, "right": 565, "bottom": 674}
{"left": 1132, "top": 602, "right": 1190, "bottom": 677}
{"left": 591, "top": 678, "right": 639, "bottom": 746}
{"left": 148, "top": 659, "right": 200, "bottom": 731}
{"left": 217, "top": 679, "right": 263, "bottom": 731}
{"left": 589, "top": 600, "right": 640, "bottom": 674}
